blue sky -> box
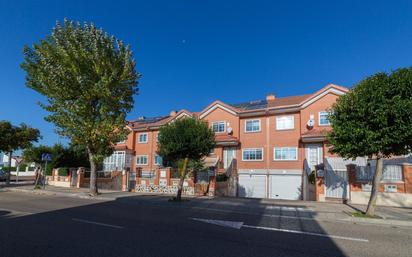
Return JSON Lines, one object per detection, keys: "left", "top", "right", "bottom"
{"left": 1, "top": 0, "right": 412, "bottom": 146}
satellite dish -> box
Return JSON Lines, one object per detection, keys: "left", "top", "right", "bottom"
{"left": 307, "top": 119, "right": 315, "bottom": 128}
{"left": 227, "top": 127, "right": 233, "bottom": 134}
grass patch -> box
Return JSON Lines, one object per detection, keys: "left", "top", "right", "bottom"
{"left": 352, "top": 211, "right": 382, "bottom": 219}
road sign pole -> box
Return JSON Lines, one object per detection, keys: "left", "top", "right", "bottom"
{"left": 43, "top": 159, "right": 47, "bottom": 189}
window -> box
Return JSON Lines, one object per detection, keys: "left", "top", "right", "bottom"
{"left": 117, "top": 140, "right": 126, "bottom": 144}
{"left": 357, "top": 164, "right": 403, "bottom": 182}
{"left": 242, "top": 148, "right": 263, "bottom": 161}
{"left": 138, "top": 133, "right": 148, "bottom": 143}
{"left": 274, "top": 147, "right": 298, "bottom": 161}
{"left": 245, "top": 119, "right": 261, "bottom": 132}
{"left": 384, "top": 185, "right": 397, "bottom": 193}
{"left": 103, "top": 151, "right": 125, "bottom": 171}
{"left": 136, "top": 155, "right": 148, "bottom": 165}
{"left": 319, "top": 111, "right": 331, "bottom": 126}
{"left": 211, "top": 121, "right": 225, "bottom": 133}
{"left": 154, "top": 155, "right": 163, "bottom": 166}
{"left": 156, "top": 133, "right": 159, "bottom": 142}
{"left": 276, "top": 116, "right": 294, "bottom": 130}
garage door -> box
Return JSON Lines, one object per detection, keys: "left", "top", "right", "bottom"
{"left": 238, "top": 174, "right": 267, "bottom": 198}
{"left": 270, "top": 175, "right": 301, "bottom": 200}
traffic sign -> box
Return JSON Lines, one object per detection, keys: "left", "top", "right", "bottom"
{"left": 41, "top": 153, "right": 52, "bottom": 162}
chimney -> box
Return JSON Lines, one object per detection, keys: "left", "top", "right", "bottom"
{"left": 266, "top": 94, "right": 276, "bottom": 101}
{"left": 169, "top": 110, "right": 177, "bottom": 117}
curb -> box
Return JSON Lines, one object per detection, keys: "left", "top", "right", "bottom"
{"left": 337, "top": 216, "right": 412, "bottom": 227}
{"left": 1, "top": 187, "right": 118, "bottom": 201}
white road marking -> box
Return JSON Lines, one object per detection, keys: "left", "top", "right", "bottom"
{"left": 72, "top": 218, "right": 124, "bottom": 229}
{"left": 191, "top": 218, "right": 244, "bottom": 229}
{"left": 191, "top": 218, "right": 369, "bottom": 243}
{"left": 242, "top": 224, "right": 369, "bottom": 242}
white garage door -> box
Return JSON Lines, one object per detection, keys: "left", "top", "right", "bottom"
{"left": 270, "top": 175, "right": 301, "bottom": 200}
{"left": 238, "top": 174, "right": 266, "bottom": 198}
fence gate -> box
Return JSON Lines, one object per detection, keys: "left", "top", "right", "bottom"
{"left": 325, "top": 169, "right": 348, "bottom": 199}
{"left": 128, "top": 171, "right": 136, "bottom": 191}
{"left": 71, "top": 171, "right": 78, "bottom": 187}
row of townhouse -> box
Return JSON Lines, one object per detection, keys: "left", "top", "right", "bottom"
{"left": 102, "top": 83, "right": 412, "bottom": 206}
{"left": 104, "top": 84, "right": 344, "bottom": 199}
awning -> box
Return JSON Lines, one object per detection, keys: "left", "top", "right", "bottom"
{"left": 203, "top": 156, "right": 219, "bottom": 167}
{"left": 215, "top": 134, "right": 240, "bottom": 146}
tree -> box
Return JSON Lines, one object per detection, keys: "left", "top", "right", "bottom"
{"left": 328, "top": 68, "right": 412, "bottom": 216}
{"left": 21, "top": 19, "right": 140, "bottom": 196}
{"left": 157, "top": 118, "right": 215, "bottom": 201}
{"left": 23, "top": 143, "right": 90, "bottom": 172}
{"left": 0, "top": 121, "right": 41, "bottom": 184}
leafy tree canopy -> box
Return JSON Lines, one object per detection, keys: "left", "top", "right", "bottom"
{"left": 21, "top": 19, "right": 139, "bottom": 164}
{"left": 0, "top": 121, "right": 41, "bottom": 154}
{"left": 23, "top": 143, "right": 90, "bottom": 168}
{"left": 21, "top": 19, "right": 140, "bottom": 195}
{"left": 157, "top": 118, "right": 216, "bottom": 163}
{"left": 328, "top": 68, "right": 412, "bottom": 159}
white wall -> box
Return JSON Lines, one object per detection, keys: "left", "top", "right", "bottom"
{"left": 351, "top": 191, "right": 412, "bottom": 208}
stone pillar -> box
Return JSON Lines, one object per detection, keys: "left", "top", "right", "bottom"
{"left": 403, "top": 163, "right": 412, "bottom": 194}
{"left": 208, "top": 175, "right": 216, "bottom": 197}
{"left": 76, "top": 168, "right": 85, "bottom": 189}
{"left": 122, "top": 170, "right": 128, "bottom": 192}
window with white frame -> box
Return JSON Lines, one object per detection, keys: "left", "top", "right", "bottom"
{"left": 103, "top": 151, "right": 125, "bottom": 171}
{"left": 319, "top": 111, "right": 331, "bottom": 126}
{"left": 138, "top": 133, "right": 148, "bottom": 143}
{"left": 242, "top": 148, "right": 263, "bottom": 161}
{"left": 211, "top": 121, "right": 225, "bottom": 133}
{"left": 276, "top": 116, "right": 294, "bottom": 130}
{"left": 136, "top": 155, "right": 148, "bottom": 165}
{"left": 154, "top": 155, "right": 163, "bottom": 166}
{"left": 384, "top": 184, "right": 397, "bottom": 193}
{"left": 274, "top": 147, "right": 298, "bottom": 161}
{"left": 245, "top": 119, "right": 261, "bottom": 132}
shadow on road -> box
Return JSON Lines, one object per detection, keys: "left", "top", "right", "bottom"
{"left": 0, "top": 194, "right": 348, "bottom": 257}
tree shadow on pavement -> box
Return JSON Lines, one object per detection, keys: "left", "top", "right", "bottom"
{"left": 0, "top": 194, "right": 351, "bottom": 257}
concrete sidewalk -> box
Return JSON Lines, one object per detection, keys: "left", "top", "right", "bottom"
{"left": 1, "top": 184, "right": 411, "bottom": 227}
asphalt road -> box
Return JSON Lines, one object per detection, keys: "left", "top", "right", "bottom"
{"left": 0, "top": 191, "right": 411, "bottom": 257}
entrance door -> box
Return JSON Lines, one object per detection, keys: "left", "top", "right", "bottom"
{"left": 223, "top": 147, "right": 236, "bottom": 169}
{"left": 305, "top": 144, "right": 323, "bottom": 171}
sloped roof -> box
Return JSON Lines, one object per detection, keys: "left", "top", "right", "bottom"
{"left": 231, "top": 94, "right": 312, "bottom": 111}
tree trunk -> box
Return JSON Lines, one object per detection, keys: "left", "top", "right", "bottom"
{"left": 5, "top": 151, "right": 12, "bottom": 186}
{"left": 87, "top": 148, "right": 98, "bottom": 196}
{"left": 365, "top": 157, "right": 384, "bottom": 216}
{"left": 176, "top": 157, "right": 189, "bottom": 201}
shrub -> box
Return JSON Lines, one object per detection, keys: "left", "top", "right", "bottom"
{"left": 58, "top": 167, "right": 69, "bottom": 176}
{"left": 216, "top": 173, "right": 229, "bottom": 182}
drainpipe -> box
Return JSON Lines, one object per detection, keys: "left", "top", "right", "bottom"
{"left": 265, "top": 109, "right": 270, "bottom": 198}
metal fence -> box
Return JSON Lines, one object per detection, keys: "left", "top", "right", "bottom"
{"left": 356, "top": 164, "right": 403, "bottom": 182}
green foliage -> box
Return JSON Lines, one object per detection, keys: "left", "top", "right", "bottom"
{"left": 328, "top": 68, "right": 412, "bottom": 158}
{"left": 23, "top": 143, "right": 90, "bottom": 168}
{"left": 157, "top": 118, "right": 216, "bottom": 164}
{"left": 1, "top": 166, "right": 17, "bottom": 172}
{"left": 58, "top": 167, "right": 69, "bottom": 176}
{"left": 0, "top": 121, "right": 41, "bottom": 154}
{"left": 216, "top": 173, "right": 228, "bottom": 182}
{"left": 308, "top": 171, "right": 316, "bottom": 184}
{"left": 21, "top": 19, "right": 140, "bottom": 164}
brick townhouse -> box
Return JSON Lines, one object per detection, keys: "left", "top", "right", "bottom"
{"left": 102, "top": 83, "right": 412, "bottom": 206}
